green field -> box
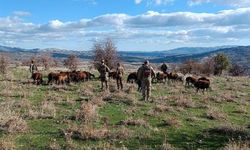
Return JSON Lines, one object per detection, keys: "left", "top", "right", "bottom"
{"left": 0, "top": 68, "right": 249, "bottom": 150}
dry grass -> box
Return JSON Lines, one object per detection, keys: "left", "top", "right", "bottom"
{"left": 117, "top": 118, "right": 149, "bottom": 127}
{"left": 160, "top": 138, "right": 175, "bottom": 150}
{"left": 82, "top": 142, "right": 128, "bottom": 150}
{"left": 0, "top": 101, "right": 28, "bottom": 133}
{"left": 65, "top": 125, "right": 109, "bottom": 141}
{"left": 49, "top": 139, "right": 61, "bottom": 150}
{"left": 154, "top": 104, "right": 173, "bottom": 112}
{"left": 175, "top": 95, "right": 195, "bottom": 108}
{"left": 75, "top": 102, "right": 98, "bottom": 123}
{"left": 125, "top": 84, "right": 137, "bottom": 94}
{"left": 161, "top": 117, "right": 181, "bottom": 127}
{"left": 103, "top": 91, "right": 136, "bottom": 105}
{"left": 89, "top": 96, "right": 106, "bottom": 107}
{"left": 41, "top": 100, "right": 57, "bottom": 117}
{"left": 110, "top": 126, "right": 132, "bottom": 140}
{"left": 224, "top": 141, "right": 250, "bottom": 150}
{"left": 27, "top": 101, "right": 56, "bottom": 119}
{"left": 0, "top": 136, "right": 16, "bottom": 150}
{"left": 206, "top": 107, "right": 227, "bottom": 120}
{"left": 233, "top": 105, "right": 247, "bottom": 114}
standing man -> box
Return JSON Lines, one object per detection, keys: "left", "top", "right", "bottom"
{"left": 137, "top": 60, "right": 155, "bottom": 101}
{"left": 29, "top": 60, "right": 38, "bottom": 74}
{"left": 116, "top": 62, "right": 124, "bottom": 90}
{"left": 98, "top": 60, "right": 110, "bottom": 91}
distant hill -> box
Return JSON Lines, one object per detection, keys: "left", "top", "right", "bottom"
{"left": 0, "top": 45, "right": 249, "bottom": 73}
{"left": 150, "top": 46, "right": 250, "bottom": 74}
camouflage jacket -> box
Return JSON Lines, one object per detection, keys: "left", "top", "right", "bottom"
{"left": 29, "top": 64, "right": 38, "bottom": 73}
{"left": 116, "top": 66, "right": 124, "bottom": 78}
{"left": 99, "top": 64, "right": 110, "bottom": 78}
{"left": 137, "top": 65, "right": 155, "bottom": 81}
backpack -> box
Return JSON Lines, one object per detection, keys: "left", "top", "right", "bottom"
{"left": 143, "top": 66, "right": 151, "bottom": 78}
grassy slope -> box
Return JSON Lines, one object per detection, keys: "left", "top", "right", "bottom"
{"left": 0, "top": 68, "right": 249, "bottom": 150}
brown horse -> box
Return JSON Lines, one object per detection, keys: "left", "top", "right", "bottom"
{"left": 32, "top": 72, "right": 43, "bottom": 85}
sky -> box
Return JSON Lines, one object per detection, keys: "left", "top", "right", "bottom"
{"left": 0, "top": 0, "right": 250, "bottom": 51}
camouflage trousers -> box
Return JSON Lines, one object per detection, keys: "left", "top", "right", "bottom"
{"left": 141, "top": 79, "right": 151, "bottom": 101}
{"left": 100, "top": 76, "right": 109, "bottom": 90}
{"left": 116, "top": 77, "right": 123, "bottom": 90}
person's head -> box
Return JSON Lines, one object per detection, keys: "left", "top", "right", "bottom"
{"left": 144, "top": 60, "right": 149, "bottom": 65}
{"left": 117, "top": 62, "right": 120, "bottom": 66}
{"left": 31, "top": 60, "right": 34, "bottom": 64}
{"left": 101, "top": 59, "right": 105, "bottom": 64}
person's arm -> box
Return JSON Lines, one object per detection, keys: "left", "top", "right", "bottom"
{"left": 29, "top": 64, "right": 32, "bottom": 72}
{"left": 106, "top": 65, "right": 110, "bottom": 73}
{"left": 151, "top": 67, "right": 156, "bottom": 77}
{"left": 122, "top": 67, "right": 125, "bottom": 76}
{"left": 116, "top": 67, "right": 119, "bottom": 74}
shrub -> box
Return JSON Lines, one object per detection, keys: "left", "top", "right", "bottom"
{"left": 75, "top": 102, "right": 97, "bottom": 123}
{"left": 213, "top": 53, "right": 230, "bottom": 76}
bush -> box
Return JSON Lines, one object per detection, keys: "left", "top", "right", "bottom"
{"left": 213, "top": 53, "right": 230, "bottom": 76}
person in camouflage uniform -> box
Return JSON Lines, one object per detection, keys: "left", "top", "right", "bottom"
{"left": 116, "top": 62, "right": 124, "bottom": 90}
{"left": 29, "top": 60, "right": 38, "bottom": 74}
{"left": 160, "top": 63, "right": 168, "bottom": 74}
{"left": 137, "top": 60, "right": 155, "bottom": 101}
{"left": 99, "top": 60, "right": 110, "bottom": 90}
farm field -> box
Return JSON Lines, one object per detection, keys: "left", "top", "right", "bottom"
{"left": 0, "top": 67, "right": 250, "bottom": 150}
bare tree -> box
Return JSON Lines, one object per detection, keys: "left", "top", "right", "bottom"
{"left": 64, "top": 54, "right": 79, "bottom": 70}
{"left": 22, "top": 56, "right": 38, "bottom": 66}
{"left": 229, "top": 63, "right": 246, "bottom": 76}
{"left": 200, "top": 57, "right": 215, "bottom": 75}
{"left": 39, "top": 53, "right": 54, "bottom": 70}
{"left": 92, "top": 38, "right": 119, "bottom": 70}
{"left": 179, "top": 60, "right": 198, "bottom": 74}
{"left": 53, "top": 59, "right": 60, "bottom": 67}
{"left": 0, "top": 53, "right": 9, "bottom": 74}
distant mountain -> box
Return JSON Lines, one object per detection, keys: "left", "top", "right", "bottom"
{"left": 0, "top": 45, "right": 249, "bottom": 73}
{"left": 149, "top": 46, "right": 250, "bottom": 74}
{"left": 159, "top": 46, "right": 236, "bottom": 55}
{"left": 0, "top": 45, "right": 39, "bottom": 52}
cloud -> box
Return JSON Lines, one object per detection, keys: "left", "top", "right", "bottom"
{"left": 12, "top": 11, "right": 31, "bottom": 17}
{"left": 1, "top": 8, "right": 250, "bottom": 49}
{"left": 188, "top": 0, "right": 250, "bottom": 7}
{"left": 135, "top": 0, "right": 174, "bottom": 5}
{"left": 29, "top": 7, "right": 250, "bottom": 30}
{"left": 135, "top": 0, "right": 143, "bottom": 4}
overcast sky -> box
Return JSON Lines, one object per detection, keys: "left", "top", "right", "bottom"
{"left": 0, "top": 0, "right": 250, "bottom": 51}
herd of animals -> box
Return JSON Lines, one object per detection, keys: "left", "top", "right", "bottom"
{"left": 126, "top": 71, "right": 210, "bottom": 93}
{"left": 31, "top": 69, "right": 210, "bottom": 93}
